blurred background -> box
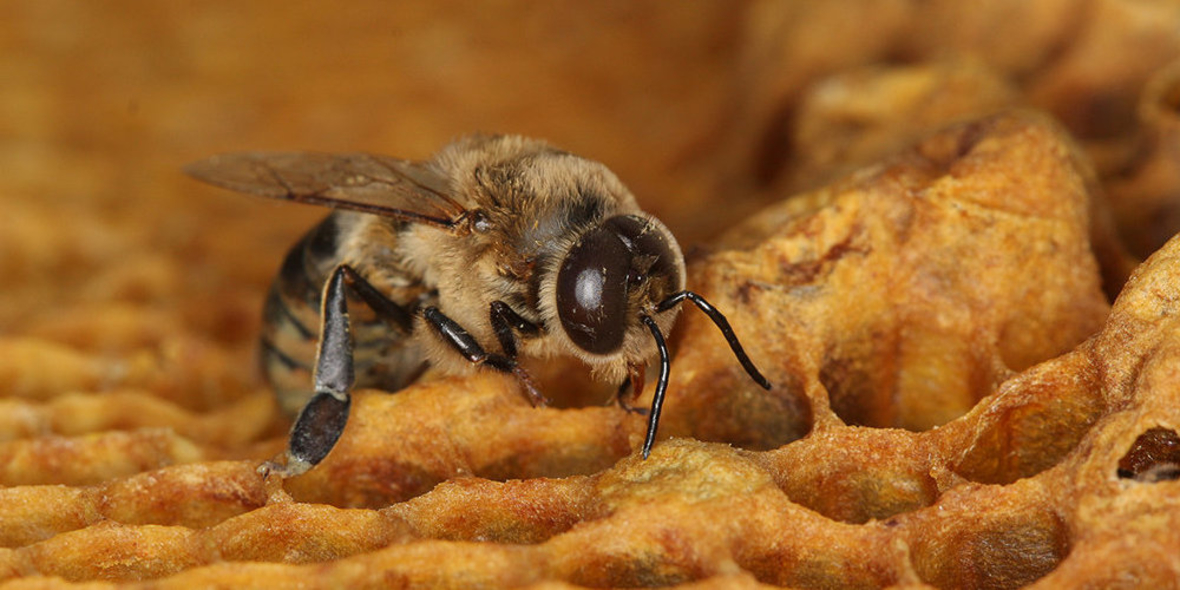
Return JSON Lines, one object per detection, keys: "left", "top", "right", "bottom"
{"left": 2, "top": 0, "right": 1179, "bottom": 365}
{"left": 0, "top": 1, "right": 748, "bottom": 339}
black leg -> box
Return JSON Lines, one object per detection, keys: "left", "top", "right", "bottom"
{"left": 613, "top": 363, "right": 649, "bottom": 416}
{"left": 489, "top": 300, "right": 540, "bottom": 358}
{"left": 423, "top": 306, "right": 548, "bottom": 407}
{"left": 261, "top": 264, "right": 415, "bottom": 478}
{"left": 339, "top": 265, "right": 414, "bottom": 333}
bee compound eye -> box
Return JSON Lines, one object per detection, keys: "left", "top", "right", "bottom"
{"left": 605, "top": 215, "right": 681, "bottom": 293}
{"left": 556, "top": 225, "right": 631, "bottom": 355}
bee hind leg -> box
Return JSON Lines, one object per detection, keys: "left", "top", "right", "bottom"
{"left": 423, "top": 306, "right": 549, "bottom": 407}
{"left": 263, "top": 264, "right": 408, "bottom": 479}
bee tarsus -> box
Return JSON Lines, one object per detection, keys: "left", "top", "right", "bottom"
{"left": 423, "top": 306, "right": 549, "bottom": 408}
{"left": 614, "top": 381, "right": 651, "bottom": 416}
{"left": 613, "top": 363, "right": 649, "bottom": 416}
{"left": 280, "top": 389, "right": 351, "bottom": 477}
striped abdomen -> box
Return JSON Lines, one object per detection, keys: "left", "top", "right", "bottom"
{"left": 260, "top": 212, "right": 430, "bottom": 416}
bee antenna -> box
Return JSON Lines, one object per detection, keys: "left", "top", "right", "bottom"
{"left": 657, "top": 291, "right": 772, "bottom": 390}
{"left": 638, "top": 314, "right": 670, "bottom": 459}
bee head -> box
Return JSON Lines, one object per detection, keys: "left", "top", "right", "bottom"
{"left": 554, "top": 214, "right": 685, "bottom": 360}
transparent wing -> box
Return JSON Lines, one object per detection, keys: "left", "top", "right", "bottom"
{"left": 184, "top": 152, "right": 468, "bottom": 228}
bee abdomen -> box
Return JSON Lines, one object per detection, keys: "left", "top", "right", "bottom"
{"left": 261, "top": 215, "right": 338, "bottom": 415}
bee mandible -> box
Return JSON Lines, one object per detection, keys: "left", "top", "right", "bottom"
{"left": 186, "top": 135, "right": 771, "bottom": 477}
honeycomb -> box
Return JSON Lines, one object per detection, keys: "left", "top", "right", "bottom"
{"left": 3, "top": 1, "right": 1180, "bottom": 589}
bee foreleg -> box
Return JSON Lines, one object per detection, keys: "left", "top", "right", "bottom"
{"left": 262, "top": 265, "right": 356, "bottom": 479}
{"left": 613, "top": 364, "right": 649, "bottom": 416}
{"left": 423, "top": 306, "right": 549, "bottom": 407}
{"left": 488, "top": 301, "right": 540, "bottom": 358}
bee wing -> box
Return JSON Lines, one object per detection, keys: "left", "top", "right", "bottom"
{"left": 184, "top": 152, "right": 468, "bottom": 228}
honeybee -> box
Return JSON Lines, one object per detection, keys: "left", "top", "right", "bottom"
{"left": 186, "top": 135, "right": 770, "bottom": 477}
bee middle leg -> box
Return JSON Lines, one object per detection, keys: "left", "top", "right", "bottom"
{"left": 262, "top": 264, "right": 414, "bottom": 479}
{"left": 423, "top": 306, "right": 548, "bottom": 407}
